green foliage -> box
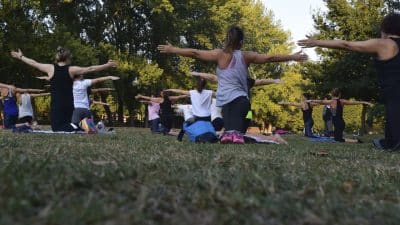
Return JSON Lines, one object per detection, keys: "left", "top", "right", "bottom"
{"left": 252, "top": 68, "right": 308, "bottom": 131}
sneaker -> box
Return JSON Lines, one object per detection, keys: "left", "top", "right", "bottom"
{"left": 232, "top": 132, "right": 245, "bottom": 144}
{"left": 80, "top": 118, "right": 98, "bottom": 134}
{"left": 220, "top": 132, "right": 233, "bottom": 144}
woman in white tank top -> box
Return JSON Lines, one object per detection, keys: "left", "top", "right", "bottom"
{"left": 158, "top": 26, "right": 307, "bottom": 144}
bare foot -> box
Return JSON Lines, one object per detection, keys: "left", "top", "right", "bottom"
{"left": 273, "top": 134, "right": 289, "bottom": 145}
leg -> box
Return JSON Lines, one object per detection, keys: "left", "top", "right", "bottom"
{"left": 177, "top": 122, "right": 187, "bottom": 141}
{"left": 243, "top": 118, "right": 251, "bottom": 134}
{"left": 222, "top": 103, "right": 233, "bottom": 131}
{"left": 327, "top": 119, "right": 334, "bottom": 136}
{"left": 381, "top": 99, "right": 400, "bottom": 149}
{"left": 71, "top": 109, "right": 83, "bottom": 126}
{"left": 304, "top": 119, "right": 313, "bottom": 137}
{"left": 52, "top": 105, "right": 75, "bottom": 132}
{"left": 333, "top": 118, "right": 345, "bottom": 142}
{"left": 4, "top": 114, "right": 17, "bottom": 129}
{"left": 228, "top": 97, "right": 250, "bottom": 133}
{"left": 212, "top": 118, "right": 224, "bottom": 132}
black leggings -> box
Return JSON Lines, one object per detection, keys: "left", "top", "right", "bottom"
{"left": 222, "top": 96, "right": 250, "bottom": 133}
{"left": 333, "top": 117, "right": 345, "bottom": 142}
{"left": 160, "top": 114, "right": 174, "bottom": 133}
{"left": 382, "top": 97, "right": 400, "bottom": 149}
{"left": 51, "top": 104, "right": 75, "bottom": 132}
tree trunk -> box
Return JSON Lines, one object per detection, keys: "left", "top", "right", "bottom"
{"left": 360, "top": 104, "right": 367, "bottom": 136}
{"left": 100, "top": 93, "right": 113, "bottom": 126}
{"left": 117, "top": 98, "right": 124, "bottom": 126}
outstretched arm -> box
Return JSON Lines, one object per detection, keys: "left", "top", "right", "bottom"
{"left": 341, "top": 99, "right": 373, "bottom": 107}
{"left": 254, "top": 79, "right": 283, "bottom": 86}
{"left": 69, "top": 60, "right": 118, "bottom": 77}
{"left": 11, "top": 49, "right": 54, "bottom": 76}
{"left": 164, "top": 89, "right": 190, "bottom": 95}
{"left": 92, "top": 101, "right": 110, "bottom": 106}
{"left": 169, "top": 95, "right": 189, "bottom": 102}
{"left": 0, "top": 83, "right": 13, "bottom": 89}
{"left": 135, "top": 94, "right": 162, "bottom": 103}
{"left": 139, "top": 100, "right": 152, "bottom": 105}
{"left": 30, "top": 93, "right": 50, "bottom": 97}
{"left": 158, "top": 43, "right": 221, "bottom": 62}
{"left": 190, "top": 72, "right": 218, "bottom": 83}
{"left": 91, "top": 76, "right": 120, "bottom": 85}
{"left": 309, "top": 100, "right": 332, "bottom": 106}
{"left": 278, "top": 102, "right": 303, "bottom": 108}
{"left": 36, "top": 76, "right": 50, "bottom": 81}
{"left": 244, "top": 51, "right": 308, "bottom": 65}
{"left": 91, "top": 88, "right": 115, "bottom": 93}
{"left": 297, "top": 36, "right": 391, "bottom": 58}
{"left": 14, "top": 88, "right": 44, "bottom": 93}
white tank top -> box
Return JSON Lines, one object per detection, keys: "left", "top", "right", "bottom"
{"left": 18, "top": 93, "right": 34, "bottom": 118}
{"left": 189, "top": 89, "right": 213, "bottom": 117}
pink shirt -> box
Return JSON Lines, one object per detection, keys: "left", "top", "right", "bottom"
{"left": 148, "top": 102, "right": 160, "bottom": 120}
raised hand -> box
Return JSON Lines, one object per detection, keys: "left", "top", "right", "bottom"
{"left": 364, "top": 102, "right": 374, "bottom": 107}
{"left": 157, "top": 42, "right": 175, "bottom": 54}
{"left": 190, "top": 71, "right": 200, "bottom": 77}
{"left": 297, "top": 35, "right": 318, "bottom": 48}
{"left": 108, "top": 76, "right": 120, "bottom": 81}
{"left": 107, "top": 60, "right": 118, "bottom": 68}
{"left": 291, "top": 50, "right": 308, "bottom": 62}
{"left": 11, "top": 49, "right": 23, "bottom": 59}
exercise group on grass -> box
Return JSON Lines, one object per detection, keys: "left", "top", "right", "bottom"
{"left": 1, "top": 13, "right": 399, "bottom": 151}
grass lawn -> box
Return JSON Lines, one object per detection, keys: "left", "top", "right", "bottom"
{"left": 0, "top": 128, "right": 399, "bottom": 225}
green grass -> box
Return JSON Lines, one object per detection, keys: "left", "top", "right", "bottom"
{"left": 0, "top": 128, "right": 399, "bottom": 225}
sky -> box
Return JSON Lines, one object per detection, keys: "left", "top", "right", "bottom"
{"left": 261, "top": 0, "right": 327, "bottom": 60}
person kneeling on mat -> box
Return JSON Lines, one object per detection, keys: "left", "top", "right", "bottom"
{"left": 71, "top": 75, "right": 119, "bottom": 133}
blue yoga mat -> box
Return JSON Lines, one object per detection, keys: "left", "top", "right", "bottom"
{"left": 309, "top": 137, "right": 337, "bottom": 143}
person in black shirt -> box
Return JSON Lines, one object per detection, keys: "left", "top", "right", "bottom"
{"left": 11, "top": 47, "right": 117, "bottom": 131}
{"left": 279, "top": 93, "right": 318, "bottom": 137}
{"left": 322, "top": 95, "right": 334, "bottom": 137}
{"left": 298, "top": 13, "right": 400, "bottom": 150}
{"left": 311, "top": 89, "right": 372, "bottom": 142}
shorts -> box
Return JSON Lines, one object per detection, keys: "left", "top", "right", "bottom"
{"left": 19, "top": 116, "right": 33, "bottom": 124}
{"left": 72, "top": 108, "right": 93, "bottom": 125}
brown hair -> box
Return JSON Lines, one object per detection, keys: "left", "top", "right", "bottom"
{"left": 196, "top": 77, "right": 207, "bottom": 93}
{"left": 331, "top": 88, "right": 341, "bottom": 98}
{"left": 55, "top": 47, "right": 72, "bottom": 63}
{"left": 223, "top": 26, "right": 244, "bottom": 52}
{"left": 381, "top": 13, "right": 400, "bottom": 36}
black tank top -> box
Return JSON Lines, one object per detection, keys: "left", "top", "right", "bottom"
{"left": 375, "top": 38, "right": 400, "bottom": 88}
{"left": 332, "top": 99, "right": 343, "bottom": 118}
{"left": 302, "top": 102, "right": 313, "bottom": 121}
{"left": 50, "top": 64, "right": 73, "bottom": 108}
{"left": 160, "top": 97, "right": 173, "bottom": 115}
